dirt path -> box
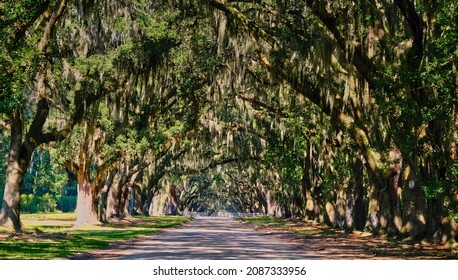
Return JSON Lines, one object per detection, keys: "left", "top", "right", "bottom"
{"left": 70, "top": 217, "right": 455, "bottom": 260}
{"left": 70, "top": 217, "right": 311, "bottom": 259}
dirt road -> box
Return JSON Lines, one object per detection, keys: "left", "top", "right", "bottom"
{"left": 71, "top": 217, "right": 309, "bottom": 259}
{"left": 69, "top": 216, "right": 455, "bottom": 260}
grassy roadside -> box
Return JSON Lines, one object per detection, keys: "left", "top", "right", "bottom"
{"left": 239, "top": 216, "right": 343, "bottom": 236}
{"left": 239, "top": 216, "right": 457, "bottom": 259}
{"left": 0, "top": 213, "right": 191, "bottom": 260}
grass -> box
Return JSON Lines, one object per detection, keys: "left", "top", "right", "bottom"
{"left": 0, "top": 213, "right": 191, "bottom": 260}
{"left": 238, "top": 216, "right": 288, "bottom": 227}
{"left": 239, "top": 216, "right": 340, "bottom": 236}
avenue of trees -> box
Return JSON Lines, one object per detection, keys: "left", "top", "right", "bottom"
{"left": 1, "top": 0, "right": 457, "bottom": 243}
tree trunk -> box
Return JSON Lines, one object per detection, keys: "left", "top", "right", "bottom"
{"left": 141, "top": 171, "right": 163, "bottom": 216}
{"left": 74, "top": 174, "right": 98, "bottom": 227}
{"left": 301, "top": 155, "right": 309, "bottom": 218}
{"left": 0, "top": 110, "right": 24, "bottom": 232}
{"left": 99, "top": 170, "right": 116, "bottom": 223}
{"left": 352, "top": 156, "right": 366, "bottom": 231}
{"left": 130, "top": 184, "right": 142, "bottom": 215}
{"left": 142, "top": 190, "right": 155, "bottom": 216}
{"left": 388, "top": 149, "right": 403, "bottom": 234}
{"left": 401, "top": 164, "right": 426, "bottom": 238}
{"left": 130, "top": 170, "right": 143, "bottom": 215}
{"left": 401, "top": 182, "right": 426, "bottom": 238}
{"left": 107, "top": 170, "right": 123, "bottom": 218}
{"left": 118, "top": 183, "right": 130, "bottom": 218}
{"left": 365, "top": 168, "right": 393, "bottom": 235}
{"left": 345, "top": 156, "right": 366, "bottom": 232}
{"left": 165, "top": 184, "right": 178, "bottom": 215}
{"left": 99, "top": 186, "right": 109, "bottom": 223}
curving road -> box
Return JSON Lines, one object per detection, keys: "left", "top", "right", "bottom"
{"left": 72, "top": 217, "right": 309, "bottom": 260}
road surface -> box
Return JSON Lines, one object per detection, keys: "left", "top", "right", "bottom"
{"left": 72, "top": 217, "right": 309, "bottom": 259}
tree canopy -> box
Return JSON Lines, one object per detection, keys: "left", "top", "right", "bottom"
{"left": 0, "top": 0, "right": 456, "bottom": 242}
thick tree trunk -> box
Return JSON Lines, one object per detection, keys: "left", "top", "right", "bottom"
{"left": 141, "top": 171, "right": 163, "bottom": 216}
{"left": 165, "top": 184, "right": 178, "bottom": 215}
{"left": 142, "top": 190, "right": 155, "bottom": 216}
{"left": 120, "top": 171, "right": 141, "bottom": 217}
{"left": 128, "top": 170, "right": 143, "bottom": 215}
{"left": 99, "top": 171, "right": 116, "bottom": 223}
{"left": 401, "top": 183, "right": 426, "bottom": 238}
{"left": 303, "top": 142, "right": 322, "bottom": 222}
{"left": 74, "top": 174, "right": 98, "bottom": 227}
{"left": 401, "top": 164, "right": 426, "bottom": 238}
{"left": 107, "top": 170, "right": 123, "bottom": 218}
{"left": 0, "top": 110, "right": 25, "bottom": 232}
{"left": 118, "top": 183, "right": 130, "bottom": 218}
{"left": 426, "top": 198, "right": 442, "bottom": 240}
{"left": 0, "top": 100, "right": 57, "bottom": 231}
{"left": 99, "top": 186, "right": 109, "bottom": 223}
{"left": 365, "top": 167, "right": 394, "bottom": 235}
{"left": 388, "top": 149, "right": 403, "bottom": 234}
{"left": 130, "top": 184, "right": 142, "bottom": 215}
{"left": 345, "top": 156, "right": 366, "bottom": 231}
{"left": 352, "top": 157, "right": 366, "bottom": 231}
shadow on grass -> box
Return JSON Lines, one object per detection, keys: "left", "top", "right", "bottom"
{"left": 0, "top": 215, "right": 190, "bottom": 260}
{"left": 239, "top": 216, "right": 456, "bottom": 259}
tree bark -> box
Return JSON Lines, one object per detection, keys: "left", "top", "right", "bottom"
{"left": 401, "top": 163, "right": 426, "bottom": 238}
{"left": 0, "top": 110, "right": 24, "bottom": 231}
{"left": 99, "top": 170, "right": 116, "bottom": 223}
{"left": 345, "top": 155, "right": 366, "bottom": 231}
{"left": 74, "top": 174, "right": 98, "bottom": 227}
{"left": 142, "top": 190, "right": 155, "bottom": 216}
{"left": 107, "top": 169, "right": 124, "bottom": 218}
{"left": 118, "top": 183, "right": 130, "bottom": 218}
{"left": 365, "top": 167, "right": 393, "bottom": 235}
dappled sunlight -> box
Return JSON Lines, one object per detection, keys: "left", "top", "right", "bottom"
{"left": 72, "top": 216, "right": 455, "bottom": 260}
{"left": 0, "top": 214, "right": 190, "bottom": 259}
{"left": 242, "top": 218, "right": 456, "bottom": 260}
{"left": 72, "top": 217, "right": 311, "bottom": 260}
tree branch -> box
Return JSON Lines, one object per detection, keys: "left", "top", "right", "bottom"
{"left": 7, "top": 0, "right": 51, "bottom": 46}
{"left": 236, "top": 94, "right": 288, "bottom": 118}
{"left": 200, "top": 156, "right": 262, "bottom": 173}
{"left": 393, "top": 0, "right": 424, "bottom": 60}
{"left": 303, "top": 0, "right": 376, "bottom": 87}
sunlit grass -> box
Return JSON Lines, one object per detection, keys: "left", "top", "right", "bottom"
{"left": 0, "top": 213, "right": 191, "bottom": 260}
{"left": 22, "top": 212, "right": 77, "bottom": 220}
{"left": 238, "top": 216, "right": 288, "bottom": 227}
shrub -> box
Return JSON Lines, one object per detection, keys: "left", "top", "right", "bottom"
{"left": 20, "top": 193, "right": 57, "bottom": 213}
{"left": 57, "top": 195, "right": 77, "bottom": 212}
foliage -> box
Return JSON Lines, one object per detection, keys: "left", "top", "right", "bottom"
{"left": 0, "top": 0, "right": 46, "bottom": 114}
{"left": 23, "top": 151, "right": 68, "bottom": 196}
{"left": 14, "top": 150, "right": 73, "bottom": 213}
{"left": 20, "top": 193, "right": 57, "bottom": 213}
{"left": 57, "top": 195, "right": 77, "bottom": 213}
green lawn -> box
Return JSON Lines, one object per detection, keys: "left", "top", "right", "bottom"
{"left": 0, "top": 213, "right": 191, "bottom": 259}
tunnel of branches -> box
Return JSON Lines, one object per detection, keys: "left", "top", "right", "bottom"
{"left": 0, "top": 0, "right": 457, "bottom": 242}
